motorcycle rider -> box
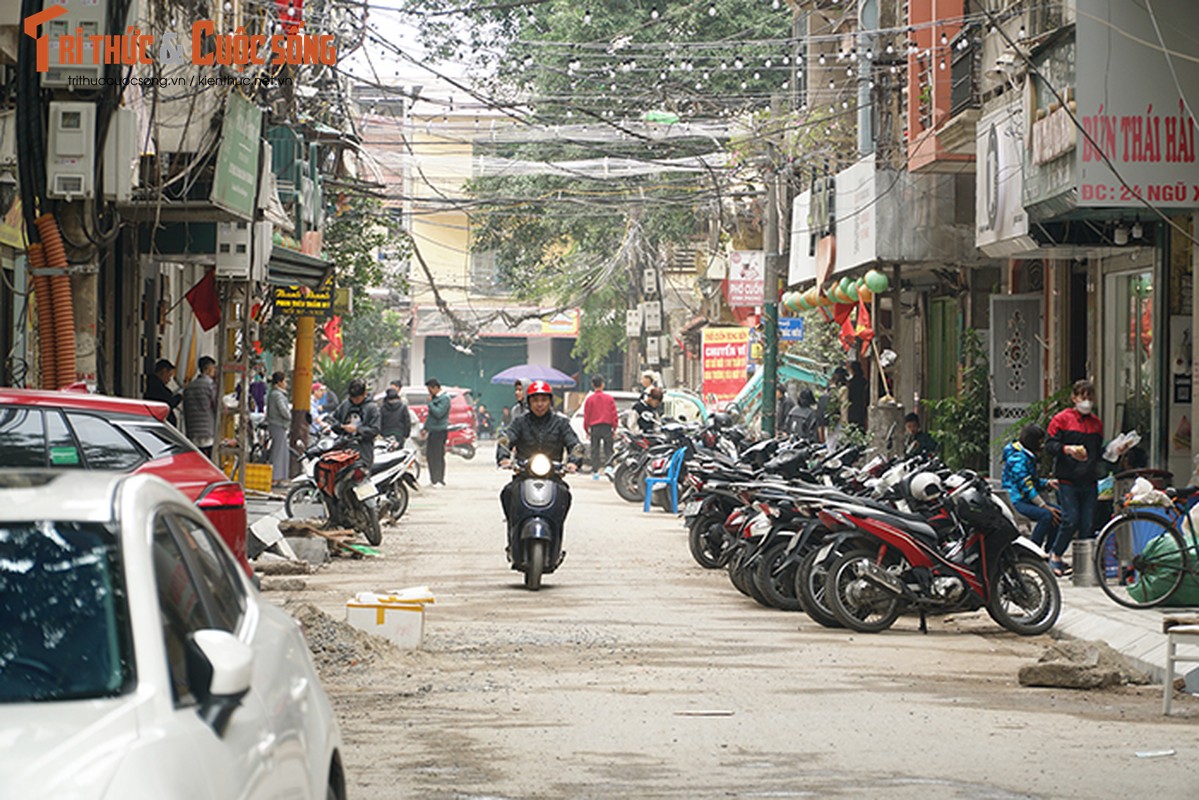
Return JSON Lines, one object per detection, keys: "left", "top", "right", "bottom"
{"left": 497, "top": 380, "right": 583, "bottom": 544}
{"left": 332, "top": 378, "right": 381, "bottom": 468}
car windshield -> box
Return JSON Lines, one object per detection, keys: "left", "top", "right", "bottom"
{"left": 116, "top": 421, "right": 196, "bottom": 459}
{"left": 0, "top": 521, "right": 133, "bottom": 703}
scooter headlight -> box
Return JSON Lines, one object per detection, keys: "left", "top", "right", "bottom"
{"left": 529, "top": 453, "right": 552, "bottom": 477}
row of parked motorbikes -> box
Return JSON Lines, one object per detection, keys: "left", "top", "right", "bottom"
{"left": 604, "top": 414, "right": 1061, "bottom": 636}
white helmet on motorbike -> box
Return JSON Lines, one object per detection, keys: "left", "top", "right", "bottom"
{"left": 908, "top": 471, "right": 943, "bottom": 503}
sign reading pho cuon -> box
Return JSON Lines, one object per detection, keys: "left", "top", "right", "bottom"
{"left": 274, "top": 284, "right": 334, "bottom": 318}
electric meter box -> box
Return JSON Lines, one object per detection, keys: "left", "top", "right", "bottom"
{"left": 216, "top": 220, "right": 271, "bottom": 282}
{"left": 41, "top": 0, "right": 109, "bottom": 88}
{"left": 46, "top": 101, "right": 95, "bottom": 200}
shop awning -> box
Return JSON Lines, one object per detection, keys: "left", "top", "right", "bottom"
{"left": 266, "top": 247, "right": 333, "bottom": 289}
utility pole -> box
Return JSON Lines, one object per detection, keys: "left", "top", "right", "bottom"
{"left": 761, "top": 96, "right": 783, "bottom": 437}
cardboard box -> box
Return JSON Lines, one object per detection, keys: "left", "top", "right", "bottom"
{"left": 345, "top": 587, "right": 435, "bottom": 649}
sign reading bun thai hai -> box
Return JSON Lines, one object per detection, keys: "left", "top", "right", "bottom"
{"left": 1075, "top": 0, "right": 1199, "bottom": 207}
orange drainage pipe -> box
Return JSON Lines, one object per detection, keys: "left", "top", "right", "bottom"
{"left": 35, "top": 214, "right": 76, "bottom": 389}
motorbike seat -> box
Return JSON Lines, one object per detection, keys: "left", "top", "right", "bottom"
{"left": 850, "top": 502, "right": 939, "bottom": 542}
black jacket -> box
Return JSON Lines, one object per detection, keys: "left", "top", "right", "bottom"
{"left": 379, "top": 395, "right": 411, "bottom": 441}
{"left": 786, "top": 404, "right": 819, "bottom": 441}
{"left": 497, "top": 410, "right": 582, "bottom": 466}
{"left": 145, "top": 373, "right": 181, "bottom": 427}
{"left": 629, "top": 399, "right": 661, "bottom": 433}
{"left": 333, "top": 398, "right": 381, "bottom": 466}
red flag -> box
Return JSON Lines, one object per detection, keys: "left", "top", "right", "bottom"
{"left": 321, "top": 315, "right": 344, "bottom": 357}
{"left": 855, "top": 300, "right": 874, "bottom": 345}
{"left": 185, "top": 269, "right": 221, "bottom": 331}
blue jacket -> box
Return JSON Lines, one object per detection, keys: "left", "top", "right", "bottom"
{"left": 1002, "top": 441, "right": 1048, "bottom": 504}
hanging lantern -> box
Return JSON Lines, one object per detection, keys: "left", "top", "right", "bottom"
{"left": 805, "top": 287, "right": 820, "bottom": 307}
{"left": 845, "top": 280, "right": 860, "bottom": 302}
{"left": 858, "top": 285, "right": 874, "bottom": 303}
{"left": 865, "top": 269, "right": 889, "bottom": 293}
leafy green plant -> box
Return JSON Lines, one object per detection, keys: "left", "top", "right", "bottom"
{"left": 925, "top": 328, "right": 991, "bottom": 473}
{"left": 314, "top": 352, "right": 385, "bottom": 399}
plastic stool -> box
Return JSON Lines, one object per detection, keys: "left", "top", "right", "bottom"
{"left": 1162, "top": 621, "right": 1199, "bottom": 714}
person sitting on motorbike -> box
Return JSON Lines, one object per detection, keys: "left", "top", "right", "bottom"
{"left": 497, "top": 380, "right": 583, "bottom": 538}
{"left": 626, "top": 387, "right": 664, "bottom": 433}
{"left": 332, "top": 378, "right": 381, "bottom": 468}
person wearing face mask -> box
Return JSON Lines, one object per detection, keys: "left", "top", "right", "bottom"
{"left": 1003, "top": 424, "right": 1063, "bottom": 570}
{"left": 1044, "top": 379, "right": 1104, "bottom": 575}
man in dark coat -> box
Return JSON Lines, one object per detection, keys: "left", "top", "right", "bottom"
{"left": 144, "top": 359, "right": 181, "bottom": 427}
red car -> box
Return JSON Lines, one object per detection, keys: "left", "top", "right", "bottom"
{"left": 0, "top": 388, "right": 250, "bottom": 573}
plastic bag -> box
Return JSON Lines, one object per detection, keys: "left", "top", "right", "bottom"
{"left": 1103, "top": 430, "right": 1141, "bottom": 462}
{"left": 1125, "top": 475, "right": 1172, "bottom": 507}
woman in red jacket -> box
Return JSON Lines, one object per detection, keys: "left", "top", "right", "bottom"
{"left": 1044, "top": 379, "right": 1104, "bottom": 575}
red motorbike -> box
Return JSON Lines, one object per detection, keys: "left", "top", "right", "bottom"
{"left": 818, "top": 474, "right": 1060, "bottom": 635}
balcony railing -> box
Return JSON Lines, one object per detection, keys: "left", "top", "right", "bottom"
{"left": 949, "top": 27, "right": 981, "bottom": 118}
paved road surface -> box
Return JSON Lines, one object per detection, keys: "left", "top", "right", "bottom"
{"left": 264, "top": 456, "right": 1199, "bottom": 799}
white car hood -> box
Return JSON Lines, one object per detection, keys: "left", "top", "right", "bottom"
{"left": 0, "top": 699, "right": 138, "bottom": 799}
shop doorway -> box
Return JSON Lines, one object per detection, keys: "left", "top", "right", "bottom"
{"left": 1104, "top": 269, "right": 1158, "bottom": 468}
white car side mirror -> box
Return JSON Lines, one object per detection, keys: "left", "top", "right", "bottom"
{"left": 190, "top": 629, "right": 253, "bottom": 737}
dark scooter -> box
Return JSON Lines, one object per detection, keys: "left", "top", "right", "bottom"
{"left": 504, "top": 453, "right": 571, "bottom": 590}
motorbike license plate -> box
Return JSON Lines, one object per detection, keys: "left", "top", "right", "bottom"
{"left": 353, "top": 480, "right": 379, "bottom": 501}
{"left": 683, "top": 500, "right": 701, "bottom": 516}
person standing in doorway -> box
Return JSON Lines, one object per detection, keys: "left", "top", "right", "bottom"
{"left": 144, "top": 359, "right": 181, "bottom": 427}
{"left": 583, "top": 374, "right": 618, "bottom": 479}
{"left": 182, "top": 356, "right": 218, "bottom": 458}
{"left": 1044, "top": 379, "right": 1109, "bottom": 576}
{"left": 266, "top": 371, "right": 292, "bottom": 487}
{"left": 425, "top": 378, "right": 450, "bottom": 486}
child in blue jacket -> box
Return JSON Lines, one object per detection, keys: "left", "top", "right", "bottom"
{"left": 1002, "top": 424, "right": 1066, "bottom": 574}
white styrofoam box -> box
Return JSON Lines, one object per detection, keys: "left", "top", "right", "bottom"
{"left": 345, "top": 587, "right": 435, "bottom": 650}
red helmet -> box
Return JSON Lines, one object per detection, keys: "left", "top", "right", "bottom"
{"left": 525, "top": 380, "right": 553, "bottom": 398}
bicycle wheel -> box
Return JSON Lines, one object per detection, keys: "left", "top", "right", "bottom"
{"left": 1094, "top": 512, "right": 1187, "bottom": 609}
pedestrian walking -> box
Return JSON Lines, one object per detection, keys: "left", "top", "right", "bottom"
{"left": 1002, "top": 424, "right": 1062, "bottom": 562}
{"left": 144, "top": 358, "right": 181, "bottom": 427}
{"left": 425, "top": 378, "right": 450, "bottom": 486}
{"left": 583, "top": 374, "right": 618, "bottom": 479}
{"left": 266, "top": 371, "right": 291, "bottom": 487}
{"left": 182, "top": 356, "right": 218, "bottom": 458}
{"left": 379, "top": 380, "right": 411, "bottom": 444}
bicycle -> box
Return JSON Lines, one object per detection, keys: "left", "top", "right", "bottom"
{"left": 1093, "top": 484, "right": 1199, "bottom": 608}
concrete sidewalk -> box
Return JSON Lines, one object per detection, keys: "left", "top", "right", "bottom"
{"left": 1056, "top": 580, "right": 1199, "bottom": 686}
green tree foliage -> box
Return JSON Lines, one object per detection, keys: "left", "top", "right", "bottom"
{"left": 402, "top": 0, "right": 801, "bottom": 369}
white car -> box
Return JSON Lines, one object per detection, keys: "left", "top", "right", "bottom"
{"left": 0, "top": 471, "right": 345, "bottom": 800}
{"left": 569, "top": 389, "right": 709, "bottom": 453}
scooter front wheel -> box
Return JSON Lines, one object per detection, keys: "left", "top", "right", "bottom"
{"left": 285, "top": 484, "right": 327, "bottom": 522}
{"left": 524, "top": 539, "right": 545, "bottom": 590}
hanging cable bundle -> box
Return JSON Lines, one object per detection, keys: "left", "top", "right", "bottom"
{"left": 35, "top": 213, "right": 76, "bottom": 389}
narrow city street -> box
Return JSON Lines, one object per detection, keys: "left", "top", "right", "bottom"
{"left": 267, "top": 457, "right": 1199, "bottom": 800}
